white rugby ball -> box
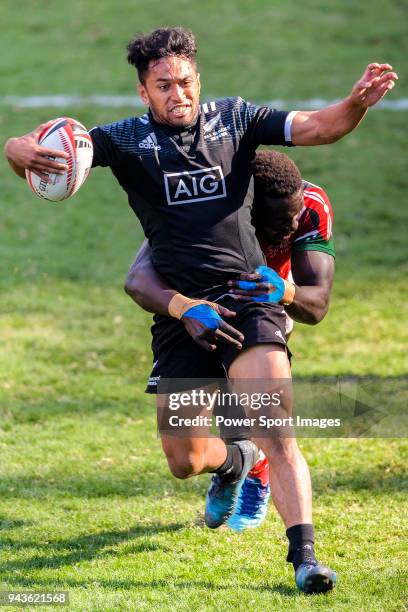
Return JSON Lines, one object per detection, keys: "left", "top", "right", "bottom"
{"left": 26, "top": 117, "right": 93, "bottom": 201}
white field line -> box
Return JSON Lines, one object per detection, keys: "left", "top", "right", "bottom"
{"left": 1, "top": 94, "right": 407, "bottom": 110}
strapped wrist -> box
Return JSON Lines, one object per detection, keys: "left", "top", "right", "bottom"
{"left": 168, "top": 293, "right": 218, "bottom": 319}
{"left": 280, "top": 281, "right": 296, "bottom": 306}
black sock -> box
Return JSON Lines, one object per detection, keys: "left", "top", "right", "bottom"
{"left": 211, "top": 444, "right": 243, "bottom": 482}
{"left": 286, "top": 523, "right": 316, "bottom": 570}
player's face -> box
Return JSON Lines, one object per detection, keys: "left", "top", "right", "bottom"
{"left": 138, "top": 57, "right": 201, "bottom": 128}
{"left": 258, "top": 189, "right": 304, "bottom": 245}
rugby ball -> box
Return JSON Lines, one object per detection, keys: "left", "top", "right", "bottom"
{"left": 26, "top": 117, "right": 93, "bottom": 201}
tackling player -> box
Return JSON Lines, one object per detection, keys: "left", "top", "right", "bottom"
{"left": 4, "top": 27, "right": 396, "bottom": 593}
{"left": 125, "top": 150, "right": 335, "bottom": 591}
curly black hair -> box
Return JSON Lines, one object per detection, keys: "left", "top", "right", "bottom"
{"left": 127, "top": 27, "right": 197, "bottom": 83}
{"left": 252, "top": 150, "right": 302, "bottom": 199}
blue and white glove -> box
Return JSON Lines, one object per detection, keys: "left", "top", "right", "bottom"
{"left": 238, "top": 265, "right": 285, "bottom": 302}
{"left": 182, "top": 303, "right": 222, "bottom": 330}
{"left": 232, "top": 266, "right": 295, "bottom": 305}
{"left": 168, "top": 293, "right": 244, "bottom": 351}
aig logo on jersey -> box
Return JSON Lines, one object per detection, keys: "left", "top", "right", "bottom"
{"left": 164, "top": 166, "right": 227, "bottom": 205}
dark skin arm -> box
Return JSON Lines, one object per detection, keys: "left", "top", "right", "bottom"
{"left": 124, "top": 241, "right": 244, "bottom": 351}
{"left": 125, "top": 239, "right": 178, "bottom": 315}
{"left": 286, "top": 250, "right": 335, "bottom": 324}
{"left": 228, "top": 250, "right": 335, "bottom": 325}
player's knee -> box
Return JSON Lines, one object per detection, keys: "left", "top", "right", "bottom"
{"left": 262, "top": 438, "right": 299, "bottom": 465}
{"left": 166, "top": 451, "right": 204, "bottom": 479}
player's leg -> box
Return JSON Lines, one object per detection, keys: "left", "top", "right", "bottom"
{"left": 228, "top": 343, "right": 336, "bottom": 594}
{"left": 148, "top": 316, "right": 230, "bottom": 479}
{"left": 219, "top": 301, "right": 294, "bottom": 532}
{"left": 148, "top": 321, "right": 258, "bottom": 526}
{"left": 160, "top": 434, "right": 228, "bottom": 478}
{"left": 157, "top": 392, "right": 227, "bottom": 478}
{"left": 157, "top": 393, "right": 258, "bottom": 527}
{"left": 228, "top": 345, "right": 312, "bottom": 527}
{"left": 227, "top": 348, "right": 310, "bottom": 532}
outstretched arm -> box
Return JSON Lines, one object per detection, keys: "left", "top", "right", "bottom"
{"left": 125, "top": 241, "right": 244, "bottom": 351}
{"left": 291, "top": 63, "right": 398, "bottom": 145}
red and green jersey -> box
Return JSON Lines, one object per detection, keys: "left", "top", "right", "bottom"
{"left": 259, "top": 180, "right": 335, "bottom": 280}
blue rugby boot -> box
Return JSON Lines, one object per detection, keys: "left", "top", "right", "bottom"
{"left": 295, "top": 559, "right": 337, "bottom": 594}
{"left": 227, "top": 452, "right": 270, "bottom": 532}
{"left": 204, "top": 440, "right": 258, "bottom": 529}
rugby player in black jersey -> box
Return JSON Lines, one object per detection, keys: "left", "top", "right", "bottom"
{"left": 4, "top": 27, "right": 397, "bottom": 594}
{"left": 125, "top": 150, "right": 337, "bottom": 591}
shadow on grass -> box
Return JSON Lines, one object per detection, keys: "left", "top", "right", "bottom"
{"left": 0, "top": 469, "right": 206, "bottom": 500}
{"left": 0, "top": 523, "right": 183, "bottom": 573}
{"left": 312, "top": 467, "right": 408, "bottom": 494}
{"left": 2, "top": 375, "right": 406, "bottom": 429}
{"left": 3, "top": 575, "right": 299, "bottom": 597}
{"left": 0, "top": 398, "right": 154, "bottom": 425}
{"left": 0, "top": 516, "right": 32, "bottom": 530}
{"left": 0, "top": 466, "right": 405, "bottom": 504}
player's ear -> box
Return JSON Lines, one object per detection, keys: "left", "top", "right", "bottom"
{"left": 138, "top": 83, "right": 149, "bottom": 106}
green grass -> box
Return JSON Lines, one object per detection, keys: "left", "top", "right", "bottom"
{"left": 0, "top": 1, "right": 407, "bottom": 610}
{"left": 1, "top": 0, "right": 407, "bottom": 99}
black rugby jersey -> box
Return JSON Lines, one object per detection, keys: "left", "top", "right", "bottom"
{"left": 90, "top": 97, "right": 294, "bottom": 297}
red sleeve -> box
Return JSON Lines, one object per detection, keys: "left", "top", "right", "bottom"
{"left": 293, "top": 183, "right": 333, "bottom": 246}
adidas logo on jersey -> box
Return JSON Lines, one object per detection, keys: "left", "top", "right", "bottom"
{"left": 139, "top": 132, "right": 161, "bottom": 150}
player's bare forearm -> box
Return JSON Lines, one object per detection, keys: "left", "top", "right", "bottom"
{"left": 291, "top": 63, "right": 398, "bottom": 146}
{"left": 286, "top": 251, "right": 335, "bottom": 324}
{"left": 284, "top": 285, "right": 331, "bottom": 325}
{"left": 124, "top": 240, "right": 177, "bottom": 315}
{"left": 291, "top": 99, "right": 368, "bottom": 146}
{"left": 124, "top": 241, "right": 243, "bottom": 350}
{"left": 228, "top": 252, "right": 334, "bottom": 324}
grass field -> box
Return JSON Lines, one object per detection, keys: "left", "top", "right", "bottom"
{"left": 0, "top": 1, "right": 407, "bottom": 610}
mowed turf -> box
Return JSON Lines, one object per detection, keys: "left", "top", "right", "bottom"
{"left": 1, "top": 0, "right": 407, "bottom": 99}
{"left": 1, "top": 0, "right": 407, "bottom": 610}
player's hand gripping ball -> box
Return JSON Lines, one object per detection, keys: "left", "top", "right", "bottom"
{"left": 26, "top": 118, "right": 93, "bottom": 201}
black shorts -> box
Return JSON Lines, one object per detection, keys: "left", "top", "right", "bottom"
{"left": 146, "top": 297, "right": 290, "bottom": 394}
